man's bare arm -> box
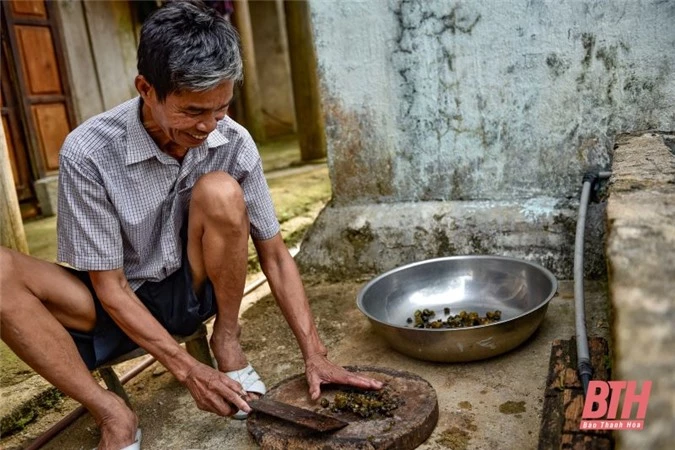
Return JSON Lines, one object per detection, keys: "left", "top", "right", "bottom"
{"left": 253, "top": 236, "right": 326, "bottom": 359}
{"left": 89, "top": 270, "right": 196, "bottom": 380}
{"left": 254, "top": 234, "right": 383, "bottom": 399}
{"left": 89, "top": 269, "right": 251, "bottom": 415}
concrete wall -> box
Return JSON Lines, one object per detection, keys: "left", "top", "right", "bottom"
{"left": 298, "top": 0, "right": 675, "bottom": 279}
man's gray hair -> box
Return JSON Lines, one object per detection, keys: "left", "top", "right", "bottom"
{"left": 137, "top": 0, "right": 242, "bottom": 101}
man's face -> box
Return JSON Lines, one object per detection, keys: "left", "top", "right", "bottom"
{"left": 136, "top": 77, "right": 234, "bottom": 149}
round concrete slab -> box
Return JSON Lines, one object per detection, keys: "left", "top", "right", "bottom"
{"left": 247, "top": 366, "right": 438, "bottom": 449}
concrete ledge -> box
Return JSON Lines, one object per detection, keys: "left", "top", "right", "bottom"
{"left": 606, "top": 131, "right": 675, "bottom": 449}
{"left": 298, "top": 197, "right": 607, "bottom": 280}
{"left": 0, "top": 375, "right": 61, "bottom": 436}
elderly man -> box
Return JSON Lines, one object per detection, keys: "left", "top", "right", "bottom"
{"left": 0, "top": 2, "right": 381, "bottom": 449}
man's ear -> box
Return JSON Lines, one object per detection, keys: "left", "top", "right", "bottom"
{"left": 135, "top": 75, "right": 154, "bottom": 101}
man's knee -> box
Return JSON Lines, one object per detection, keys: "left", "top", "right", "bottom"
{"left": 191, "top": 172, "right": 247, "bottom": 225}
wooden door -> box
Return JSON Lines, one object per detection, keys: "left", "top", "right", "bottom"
{"left": 1, "top": 0, "right": 75, "bottom": 215}
{"left": 1, "top": 35, "right": 33, "bottom": 202}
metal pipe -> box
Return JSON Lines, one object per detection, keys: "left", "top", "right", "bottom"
{"left": 24, "top": 405, "right": 87, "bottom": 450}
{"left": 574, "top": 171, "right": 611, "bottom": 396}
{"left": 119, "top": 356, "right": 157, "bottom": 384}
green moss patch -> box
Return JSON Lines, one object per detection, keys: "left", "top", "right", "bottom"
{"left": 499, "top": 400, "right": 527, "bottom": 414}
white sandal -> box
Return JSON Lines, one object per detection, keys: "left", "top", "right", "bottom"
{"left": 224, "top": 364, "right": 266, "bottom": 420}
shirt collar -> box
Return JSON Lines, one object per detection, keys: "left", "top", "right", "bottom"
{"left": 125, "top": 97, "right": 229, "bottom": 166}
{"left": 206, "top": 127, "right": 228, "bottom": 148}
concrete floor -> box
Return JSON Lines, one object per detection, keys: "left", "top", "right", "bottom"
{"left": 3, "top": 278, "right": 610, "bottom": 450}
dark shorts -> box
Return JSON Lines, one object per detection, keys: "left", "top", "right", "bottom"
{"left": 66, "top": 256, "right": 217, "bottom": 370}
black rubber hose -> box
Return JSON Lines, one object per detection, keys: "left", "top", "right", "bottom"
{"left": 574, "top": 170, "right": 611, "bottom": 396}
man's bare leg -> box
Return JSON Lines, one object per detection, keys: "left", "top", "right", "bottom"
{"left": 0, "top": 248, "right": 138, "bottom": 450}
{"left": 186, "top": 172, "right": 254, "bottom": 386}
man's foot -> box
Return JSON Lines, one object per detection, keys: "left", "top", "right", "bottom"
{"left": 210, "top": 333, "right": 263, "bottom": 402}
{"left": 94, "top": 392, "right": 139, "bottom": 450}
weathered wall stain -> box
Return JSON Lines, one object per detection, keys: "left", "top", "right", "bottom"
{"left": 389, "top": 1, "right": 487, "bottom": 202}
{"left": 596, "top": 45, "right": 618, "bottom": 71}
{"left": 432, "top": 226, "right": 457, "bottom": 257}
{"left": 342, "top": 221, "right": 375, "bottom": 254}
{"left": 581, "top": 32, "right": 595, "bottom": 67}
{"left": 546, "top": 53, "right": 570, "bottom": 77}
{"left": 321, "top": 91, "right": 395, "bottom": 205}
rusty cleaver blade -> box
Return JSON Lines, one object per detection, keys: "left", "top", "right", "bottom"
{"left": 248, "top": 398, "right": 349, "bottom": 432}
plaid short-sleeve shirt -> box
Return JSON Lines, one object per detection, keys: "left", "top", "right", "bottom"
{"left": 57, "top": 97, "right": 280, "bottom": 290}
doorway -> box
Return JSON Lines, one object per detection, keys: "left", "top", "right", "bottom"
{"left": 1, "top": 0, "right": 75, "bottom": 218}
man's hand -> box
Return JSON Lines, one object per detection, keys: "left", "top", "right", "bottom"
{"left": 255, "top": 236, "right": 382, "bottom": 400}
{"left": 182, "top": 363, "right": 252, "bottom": 416}
{"left": 304, "top": 353, "right": 384, "bottom": 400}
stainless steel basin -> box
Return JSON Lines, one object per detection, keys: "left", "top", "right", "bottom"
{"left": 356, "top": 256, "right": 558, "bottom": 362}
